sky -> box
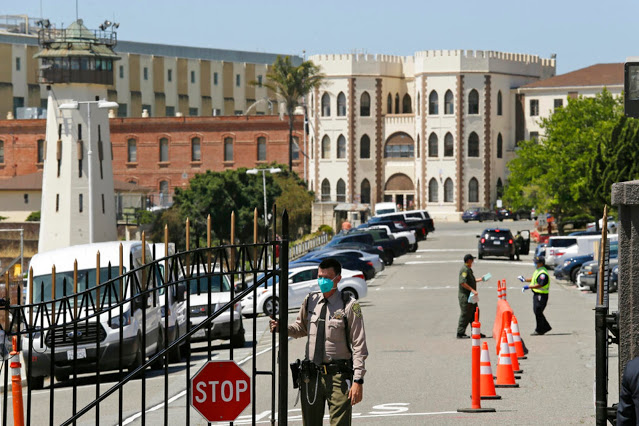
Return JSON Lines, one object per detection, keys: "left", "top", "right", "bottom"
{"left": 3, "top": 0, "right": 638, "bottom": 74}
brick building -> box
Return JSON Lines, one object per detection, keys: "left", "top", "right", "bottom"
{"left": 0, "top": 114, "right": 304, "bottom": 204}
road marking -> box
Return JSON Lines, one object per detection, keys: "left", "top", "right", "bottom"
{"left": 416, "top": 249, "right": 474, "bottom": 252}
{"left": 121, "top": 336, "right": 290, "bottom": 425}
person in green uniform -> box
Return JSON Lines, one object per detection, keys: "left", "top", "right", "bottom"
{"left": 457, "top": 253, "right": 487, "bottom": 339}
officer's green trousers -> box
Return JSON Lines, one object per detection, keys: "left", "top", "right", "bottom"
{"left": 457, "top": 293, "right": 477, "bottom": 335}
{"left": 300, "top": 370, "right": 352, "bottom": 425}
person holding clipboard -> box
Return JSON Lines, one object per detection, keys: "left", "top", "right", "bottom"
{"left": 456, "top": 254, "right": 490, "bottom": 339}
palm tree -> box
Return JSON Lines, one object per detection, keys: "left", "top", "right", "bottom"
{"left": 259, "top": 56, "right": 324, "bottom": 172}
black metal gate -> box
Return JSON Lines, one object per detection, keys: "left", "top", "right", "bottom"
{"left": 0, "top": 211, "right": 290, "bottom": 425}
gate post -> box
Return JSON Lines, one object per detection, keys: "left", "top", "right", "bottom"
{"left": 278, "top": 211, "right": 289, "bottom": 425}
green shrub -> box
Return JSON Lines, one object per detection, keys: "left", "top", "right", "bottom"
{"left": 135, "top": 209, "right": 155, "bottom": 225}
{"left": 317, "top": 224, "right": 334, "bottom": 236}
{"left": 26, "top": 211, "right": 40, "bottom": 221}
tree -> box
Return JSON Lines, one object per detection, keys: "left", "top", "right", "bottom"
{"left": 590, "top": 115, "right": 639, "bottom": 213}
{"left": 273, "top": 168, "right": 314, "bottom": 238}
{"left": 260, "top": 56, "right": 324, "bottom": 171}
{"left": 504, "top": 90, "right": 622, "bottom": 233}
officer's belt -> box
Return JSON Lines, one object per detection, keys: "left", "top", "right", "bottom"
{"left": 314, "top": 360, "right": 352, "bottom": 375}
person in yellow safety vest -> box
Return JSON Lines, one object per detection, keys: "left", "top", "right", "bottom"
{"left": 518, "top": 256, "right": 552, "bottom": 336}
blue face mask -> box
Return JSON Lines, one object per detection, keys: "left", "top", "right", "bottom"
{"left": 317, "top": 277, "right": 335, "bottom": 293}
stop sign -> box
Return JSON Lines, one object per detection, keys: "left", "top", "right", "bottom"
{"left": 191, "top": 360, "right": 251, "bottom": 422}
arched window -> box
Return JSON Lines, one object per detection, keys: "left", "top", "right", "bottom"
{"left": 257, "top": 136, "right": 266, "bottom": 161}
{"left": 360, "top": 92, "right": 371, "bottom": 116}
{"left": 159, "top": 137, "right": 169, "bottom": 162}
{"left": 468, "top": 132, "right": 479, "bottom": 157}
{"left": 444, "top": 90, "right": 454, "bottom": 114}
{"left": 337, "top": 135, "right": 346, "bottom": 159}
{"left": 416, "top": 92, "right": 420, "bottom": 115}
{"left": 321, "top": 93, "right": 331, "bottom": 116}
{"left": 321, "top": 135, "right": 331, "bottom": 159}
{"left": 429, "top": 91, "right": 439, "bottom": 115}
{"left": 337, "top": 92, "right": 346, "bottom": 116}
{"left": 497, "top": 91, "right": 503, "bottom": 116}
{"left": 361, "top": 179, "right": 371, "bottom": 204}
{"left": 384, "top": 132, "right": 414, "bottom": 158}
{"left": 497, "top": 133, "right": 503, "bottom": 159}
{"left": 336, "top": 179, "right": 346, "bottom": 202}
{"left": 360, "top": 135, "right": 370, "bottom": 159}
{"left": 444, "top": 133, "right": 454, "bottom": 157}
{"left": 321, "top": 179, "right": 331, "bottom": 201}
{"left": 402, "top": 94, "right": 412, "bottom": 113}
{"left": 468, "top": 89, "right": 479, "bottom": 114}
{"left": 428, "top": 133, "right": 438, "bottom": 157}
{"left": 496, "top": 178, "right": 504, "bottom": 198}
{"left": 468, "top": 177, "right": 479, "bottom": 202}
{"left": 191, "top": 137, "right": 201, "bottom": 161}
{"left": 127, "top": 139, "right": 137, "bottom": 162}
{"left": 428, "top": 178, "right": 439, "bottom": 202}
{"left": 444, "top": 178, "right": 454, "bottom": 202}
{"left": 387, "top": 93, "right": 392, "bottom": 114}
{"left": 395, "top": 93, "right": 400, "bottom": 114}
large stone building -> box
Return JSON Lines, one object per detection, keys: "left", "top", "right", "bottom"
{"left": 0, "top": 15, "right": 301, "bottom": 120}
{"left": 307, "top": 51, "right": 556, "bottom": 221}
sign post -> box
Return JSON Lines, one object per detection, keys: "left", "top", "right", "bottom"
{"left": 191, "top": 360, "right": 251, "bottom": 422}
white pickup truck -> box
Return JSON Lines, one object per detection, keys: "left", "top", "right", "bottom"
{"left": 367, "top": 224, "right": 418, "bottom": 252}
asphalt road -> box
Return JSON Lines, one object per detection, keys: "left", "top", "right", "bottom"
{"left": 14, "top": 219, "right": 620, "bottom": 425}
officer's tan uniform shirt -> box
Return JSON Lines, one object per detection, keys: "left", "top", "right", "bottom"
{"left": 288, "top": 290, "right": 368, "bottom": 381}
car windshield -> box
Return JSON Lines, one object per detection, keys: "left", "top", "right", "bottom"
{"left": 33, "top": 266, "right": 125, "bottom": 306}
{"left": 185, "top": 274, "right": 230, "bottom": 294}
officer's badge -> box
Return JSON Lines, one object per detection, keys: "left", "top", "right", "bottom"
{"left": 332, "top": 309, "right": 345, "bottom": 320}
{"left": 352, "top": 302, "right": 362, "bottom": 318}
{"left": 462, "top": 272, "right": 467, "bottom": 278}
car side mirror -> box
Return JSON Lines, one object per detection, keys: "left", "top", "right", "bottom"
{"left": 288, "top": 279, "right": 293, "bottom": 284}
{"left": 176, "top": 283, "right": 187, "bottom": 302}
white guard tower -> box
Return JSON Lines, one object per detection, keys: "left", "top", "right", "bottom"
{"left": 36, "top": 19, "right": 120, "bottom": 252}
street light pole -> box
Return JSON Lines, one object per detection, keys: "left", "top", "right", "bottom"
{"left": 59, "top": 99, "right": 119, "bottom": 243}
{"left": 246, "top": 167, "right": 282, "bottom": 229}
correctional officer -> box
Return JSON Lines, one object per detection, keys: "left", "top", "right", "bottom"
{"left": 457, "top": 254, "right": 487, "bottom": 339}
{"left": 519, "top": 255, "right": 552, "bottom": 335}
{"left": 270, "top": 258, "right": 368, "bottom": 425}
{"left": 618, "top": 356, "right": 639, "bottom": 424}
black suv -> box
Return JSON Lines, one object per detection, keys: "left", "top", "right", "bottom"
{"left": 477, "top": 228, "right": 516, "bottom": 260}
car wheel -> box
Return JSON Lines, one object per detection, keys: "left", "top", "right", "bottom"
{"left": 478, "top": 217, "right": 483, "bottom": 222}
{"left": 610, "top": 282, "right": 618, "bottom": 293}
{"left": 55, "top": 372, "right": 69, "bottom": 382}
{"left": 515, "top": 214, "right": 521, "bottom": 221}
{"left": 151, "top": 329, "right": 165, "bottom": 370}
{"left": 478, "top": 252, "right": 483, "bottom": 260}
{"left": 128, "top": 335, "right": 144, "bottom": 375}
{"left": 570, "top": 267, "right": 579, "bottom": 284}
{"left": 263, "top": 297, "right": 279, "bottom": 316}
{"left": 464, "top": 220, "right": 469, "bottom": 223}
{"left": 499, "top": 218, "right": 503, "bottom": 222}
{"left": 28, "top": 374, "right": 45, "bottom": 390}
{"left": 169, "top": 323, "right": 182, "bottom": 363}
{"left": 342, "top": 287, "right": 359, "bottom": 300}
{"left": 231, "top": 320, "right": 246, "bottom": 348}
{"left": 384, "top": 251, "right": 394, "bottom": 265}
{"left": 510, "top": 253, "right": 515, "bottom": 261}
{"left": 409, "top": 243, "right": 418, "bottom": 252}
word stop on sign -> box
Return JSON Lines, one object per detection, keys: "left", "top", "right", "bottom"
{"left": 194, "top": 380, "right": 249, "bottom": 403}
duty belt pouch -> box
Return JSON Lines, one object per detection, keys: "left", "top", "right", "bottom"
{"left": 290, "top": 359, "right": 302, "bottom": 389}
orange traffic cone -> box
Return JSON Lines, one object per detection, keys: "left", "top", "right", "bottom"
{"left": 510, "top": 316, "right": 527, "bottom": 359}
{"left": 506, "top": 328, "right": 522, "bottom": 373}
{"left": 495, "top": 334, "right": 519, "bottom": 388}
{"left": 479, "top": 341, "right": 501, "bottom": 400}
{"left": 502, "top": 279, "right": 507, "bottom": 300}
{"left": 497, "top": 280, "right": 503, "bottom": 300}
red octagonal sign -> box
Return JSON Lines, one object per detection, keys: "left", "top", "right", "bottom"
{"left": 191, "top": 360, "right": 251, "bottom": 422}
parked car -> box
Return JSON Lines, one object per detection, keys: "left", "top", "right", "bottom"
{"left": 359, "top": 221, "right": 417, "bottom": 252}
{"left": 25, "top": 241, "right": 163, "bottom": 389}
{"left": 291, "top": 253, "right": 376, "bottom": 280}
{"left": 569, "top": 230, "right": 601, "bottom": 236}
{"left": 544, "top": 236, "right": 578, "bottom": 269}
{"left": 241, "top": 265, "right": 368, "bottom": 316}
{"left": 534, "top": 243, "right": 548, "bottom": 258}
{"left": 553, "top": 253, "right": 594, "bottom": 283}
{"left": 476, "top": 228, "right": 516, "bottom": 260}
{"left": 576, "top": 242, "right": 619, "bottom": 292}
{"left": 463, "top": 207, "right": 497, "bottom": 223}
{"left": 326, "top": 232, "right": 403, "bottom": 265}
{"left": 313, "top": 242, "right": 389, "bottom": 265}
{"left": 183, "top": 267, "right": 245, "bottom": 347}
{"left": 298, "top": 248, "right": 384, "bottom": 273}
{"left": 610, "top": 264, "right": 619, "bottom": 293}
{"left": 496, "top": 208, "right": 514, "bottom": 221}
{"left": 370, "top": 212, "right": 432, "bottom": 240}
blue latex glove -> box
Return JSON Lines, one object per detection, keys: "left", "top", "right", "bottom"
{"left": 522, "top": 285, "right": 530, "bottom": 292}
{"left": 517, "top": 275, "right": 525, "bottom": 282}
